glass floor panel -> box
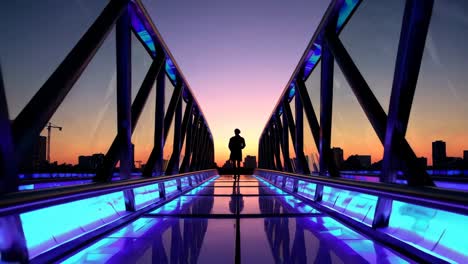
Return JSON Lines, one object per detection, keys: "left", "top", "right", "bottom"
{"left": 61, "top": 217, "right": 235, "bottom": 263}
{"left": 148, "top": 196, "right": 236, "bottom": 215}
{"left": 59, "top": 175, "right": 417, "bottom": 263}
{"left": 240, "top": 217, "right": 412, "bottom": 264}
{"left": 240, "top": 195, "right": 320, "bottom": 215}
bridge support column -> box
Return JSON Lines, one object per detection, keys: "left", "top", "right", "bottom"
{"left": 144, "top": 81, "right": 183, "bottom": 176}
{"left": 294, "top": 90, "right": 310, "bottom": 174}
{"left": 324, "top": 24, "right": 433, "bottom": 187}
{"left": 374, "top": 0, "right": 434, "bottom": 228}
{"left": 0, "top": 67, "right": 28, "bottom": 262}
{"left": 281, "top": 111, "right": 293, "bottom": 172}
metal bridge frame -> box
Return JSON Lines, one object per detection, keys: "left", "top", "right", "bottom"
{"left": 258, "top": 0, "right": 435, "bottom": 229}
{"left": 0, "top": 0, "right": 214, "bottom": 261}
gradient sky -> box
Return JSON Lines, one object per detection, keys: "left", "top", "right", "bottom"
{"left": 0, "top": 0, "right": 467, "bottom": 167}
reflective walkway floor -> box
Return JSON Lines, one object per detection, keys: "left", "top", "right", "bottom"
{"left": 61, "top": 175, "right": 414, "bottom": 263}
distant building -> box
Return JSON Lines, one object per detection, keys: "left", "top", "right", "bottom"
{"left": 20, "top": 136, "right": 47, "bottom": 171}
{"left": 417, "top": 157, "right": 428, "bottom": 169}
{"left": 331, "top": 147, "right": 344, "bottom": 168}
{"left": 244, "top": 155, "right": 257, "bottom": 168}
{"left": 464, "top": 150, "right": 468, "bottom": 162}
{"left": 356, "top": 155, "right": 371, "bottom": 168}
{"left": 78, "top": 153, "right": 104, "bottom": 171}
{"left": 223, "top": 160, "right": 233, "bottom": 168}
{"left": 432, "top": 140, "right": 446, "bottom": 167}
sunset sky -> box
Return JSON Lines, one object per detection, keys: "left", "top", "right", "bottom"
{"left": 0, "top": 0, "right": 467, "bottom": 167}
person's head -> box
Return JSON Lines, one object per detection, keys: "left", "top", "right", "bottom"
{"left": 234, "top": 128, "right": 240, "bottom": 135}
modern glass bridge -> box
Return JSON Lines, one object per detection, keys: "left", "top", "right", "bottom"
{"left": 0, "top": 0, "right": 467, "bottom": 263}
{"left": 58, "top": 175, "right": 412, "bottom": 263}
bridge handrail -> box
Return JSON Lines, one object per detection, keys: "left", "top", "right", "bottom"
{"left": 0, "top": 169, "right": 218, "bottom": 216}
{"left": 255, "top": 169, "right": 468, "bottom": 215}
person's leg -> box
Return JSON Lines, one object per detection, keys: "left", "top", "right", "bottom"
{"left": 236, "top": 160, "right": 241, "bottom": 180}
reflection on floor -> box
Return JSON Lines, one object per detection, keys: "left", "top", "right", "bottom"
{"left": 60, "top": 175, "right": 413, "bottom": 263}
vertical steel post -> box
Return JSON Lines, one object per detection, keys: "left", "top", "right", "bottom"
{"left": 272, "top": 122, "right": 283, "bottom": 171}
{"left": 116, "top": 5, "right": 135, "bottom": 211}
{"left": 295, "top": 91, "right": 310, "bottom": 174}
{"left": 12, "top": 0, "right": 128, "bottom": 165}
{"left": 95, "top": 52, "right": 165, "bottom": 182}
{"left": 152, "top": 63, "right": 166, "bottom": 176}
{"left": 180, "top": 112, "right": 193, "bottom": 172}
{"left": 325, "top": 31, "right": 433, "bottom": 186}
{"left": 281, "top": 111, "right": 293, "bottom": 172}
{"left": 0, "top": 66, "right": 28, "bottom": 262}
{"left": 144, "top": 80, "right": 182, "bottom": 176}
{"left": 165, "top": 90, "right": 182, "bottom": 175}
{"left": 374, "top": 0, "right": 434, "bottom": 228}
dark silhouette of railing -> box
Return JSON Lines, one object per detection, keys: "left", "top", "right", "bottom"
{"left": 258, "top": 0, "right": 438, "bottom": 229}
{"left": 0, "top": 0, "right": 215, "bottom": 261}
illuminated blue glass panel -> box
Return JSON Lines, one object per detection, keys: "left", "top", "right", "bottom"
{"left": 165, "top": 58, "right": 177, "bottom": 82}
{"left": 297, "top": 180, "right": 317, "bottom": 200}
{"left": 303, "top": 43, "right": 322, "bottom": 77}
{"left": 275, "top": 176, "right": 283, "bottom": 187}
{"left": 191, "top": 175, "right": 198, "bottom": 184}
{"left": 129, "top": 6, "right": 156, "bottom": 55}
{"left": 164, "top": 179, "right": 179, "bottom": 197}
{"left": 287, "top": 83, "right": 296, "bottom": 101}
{"left": 133, "top": 183, "right": 160, "bottom": 210}
{"left": 337, "top": 0, "right": 360, "bottom": 30}
{"left": 384, "top": 201, "right": 468, "bottom": 263}
{"left": 19, "top": 180, "right": 92, "bottom": 191}
{"left": 284, "top": 177, "right": 294, "bottom": 191}
{"left": 21, "top": 191, "right": 127, "bottom": 258}
{"left": 181, "top": 177, "right": 190, "bottom": 190}
{"left": 321, "top": 186, "right": 377, "bottom": 225}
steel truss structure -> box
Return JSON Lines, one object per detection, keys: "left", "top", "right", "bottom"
{"left": 259, "top": 0, "right": 436, "bottom": 227}
{"left": 0, "top": 0, "right": 214, "bottom": 261}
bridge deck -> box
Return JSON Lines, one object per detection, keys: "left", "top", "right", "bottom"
{"left": 59, "top": 175, "right": 413, "bottom": 263}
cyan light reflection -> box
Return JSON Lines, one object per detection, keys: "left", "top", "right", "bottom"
{"left": 164, "top": 179, "right": 179, "bottom": 196}
{"left": 337, "top": 0, "right": 360, "bottom": 30}
{"left": 287, "top": 84, "right": 296, "bottom": 101}
{"left": 21, "top": 191, "right": 126, "bottom": 258}
{"left": 386, "top": 201, "right": 468, "bottom": 263}
{"left": 165, "top": 58, "right": 177, "bottom": 82}
{"left": 303, "top": 43, "right": 322, "bottom": 77}
{"left": 129, "top": 7, "right": 156, "bottom": 55}
{"left": 133, "top": 183, "right": 160, "bottom": 210}
{"left": 321, "top": 186, "right": 377, "bottom": 225}
{"left": 297, "top": 180, "right": 317, "bottom": 200}
{"left": 61, "top": 238, "right": 126, "bottom": 264}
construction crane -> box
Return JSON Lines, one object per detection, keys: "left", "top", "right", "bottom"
{"left": 46, "top": 122, "right": 62, "bottom": 162}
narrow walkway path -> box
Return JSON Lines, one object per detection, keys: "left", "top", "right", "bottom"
{"left": 61, "top": 175, "right": 413, "bottom": 263}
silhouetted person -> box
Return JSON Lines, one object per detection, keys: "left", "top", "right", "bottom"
{"left": 229, "top": 128, "right": 245, "bottom": 180}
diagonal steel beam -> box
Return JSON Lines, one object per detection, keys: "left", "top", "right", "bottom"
{"left": 374, "top": 0, "right": 434, "bottom": 228}
{"left": 95, "top": 52, "right": 165, "bottom": 182}
{"left": 166, "top": 98, "right": 193, "bottom": 174}
{"left": 324, "top": 30, "right": 433, "bottom": 187}
{"left": 12, "top": 0, "right": 129, "bottom": 166}
{"left": 143, "top": 80, "right": 183, "bottom": 176}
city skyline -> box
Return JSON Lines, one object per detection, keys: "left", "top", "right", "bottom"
{"left": 1, "top": 1, "right": 467, "bottom": 167}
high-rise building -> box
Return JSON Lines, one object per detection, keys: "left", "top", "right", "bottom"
{"left": 432, "top": 140, "right": 446, "bottom": 167}
{"left": 79, "top": 153, "right": 105, "bottom": 171}
{"left": 355, "top": 155, "right": 371, "bottom": 168}
{"left": 244, "top": 155, "right": 257, "bottom": 168}
{"left": 331, "top": 147, "right": 344, "bottom": 168}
